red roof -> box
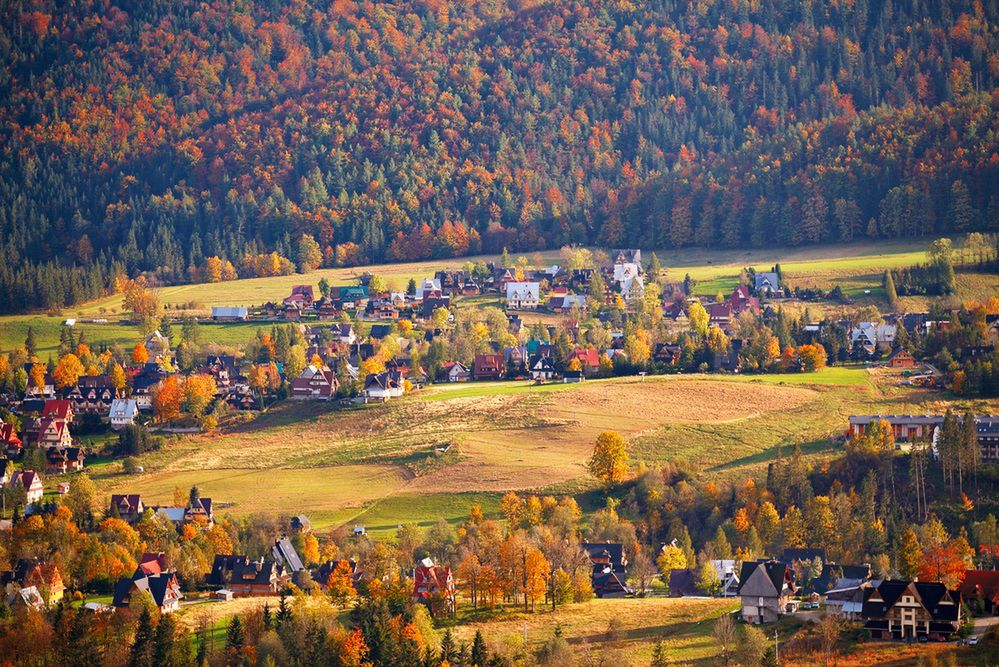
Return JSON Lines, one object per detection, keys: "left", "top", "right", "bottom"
{"left": 42, "top": 400, "right": 73, "bottom": 420}
{"left": 0, "top": 422, "right": 20, "bottom": 446}
{"left": 572, "top": 348, "right": 600, "bottom": 368}
{"left": 959, "top": 570, "right": 999, "bottom": 604}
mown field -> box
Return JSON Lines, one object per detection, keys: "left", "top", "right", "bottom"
{"left": 88, "top": 366, "right": 971, "bottom": 539}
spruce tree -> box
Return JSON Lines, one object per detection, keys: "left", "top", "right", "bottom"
{"left": 225, "top": 615, "right": 244, "bottom": 662}
{"left": 276, "top": 591, "right": 291, "bottom": 627}
{"left": 129, "top": 608, "right": 155, "bottom": 667}
{"left": 471, "top": 630, "right": 488, "bottom": 666}
{"left": 883, "top": 270, "right": 898, "bottom": 306}
{"left": 25, "top": 326, "right": 37, "bottom": 357}
{"left": 440, "top": 628, "right": 457, "bottom": 663}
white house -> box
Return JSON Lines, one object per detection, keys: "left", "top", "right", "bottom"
{"left": 416, "top": 278, "right": 442, "bottom": 299}
{"left": 9, "top": 470, "right": 44, "bottom": 504}
{"left": 364, "top": 371, "right": 404, "bottom": 401}
{"left": 108, "top": 399, "right": 139, "bottom": 430}
{"left": 505, "top": 282, "right": 540, "bottom": 310}
{"left": 613, "top": 263, "right": 644, "bottom": 301}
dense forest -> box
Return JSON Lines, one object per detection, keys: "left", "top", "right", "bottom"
{"left": 1, "top": 0, "right": 998, "bottom": 312}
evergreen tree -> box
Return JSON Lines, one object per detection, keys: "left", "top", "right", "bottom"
{"left": 25, "top": 327, "right": 37, "bottom": 357}
{"left": 225, "top": 615, "right": 244, "bottom": 665}
{"left": 471, "top": 630, "right": 488, "bottom": 666}
{"left": 883, "top": 271, "right": 898, "bottom": 307}
{"left": 440, "top": 629, "right": 457, "bottom": 663}
{"left": 262, "top": 602, "right": 272, "bottom": 631}
{"left": 129, "top": 608, "right": 155, "bottom": 667}
{"left": 275, "top": 591, "right": 292, "bottom": 627}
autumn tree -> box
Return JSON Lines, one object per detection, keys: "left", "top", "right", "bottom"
{"left": 588, "top": 431, "right": 629, "bottom": 488}
{"left": 327, "top": 560, "right": 356, "bottom": 608}
{"left": 131, "top": 343, "right": 150, "bottom": 366}
{"left": 183, "top": 374, "right": 216, "bottom": 417}
{"left": 53, "top": 353, "right": 84, "bottom": 389}
{"left": 152, "top": 377, "right": 182, "bottom": 423}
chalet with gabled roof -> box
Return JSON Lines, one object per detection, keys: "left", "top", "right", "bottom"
{"left": 33, "top": 417, "right": 72, "bottom": 449}
{"left": 862, "top": 580, "right": 961, "bottom": 640}
{"left": 582, "top": 542, "right": 631, "bottom": 598}
{"left": 473, "top": 354, "right": 505, "bottom": 381}
{"left": 528, "top": 354, "right": 556, "bottom": 381}
{"left": 413, "top": 557, "right": 455, "bottom": 616}
{"left": 290, "top": 365, "right": 337, "bottom": 401}
{"left": 9, "top": 470, "right": 43, "bottom": 504}
{"left": 207, "top": 555, "right": 284, "bottom": 596}
{"left": 110, "top": 494, "right": 145, "bottom": 523}
{"left": 109, "top": 398, "right": 139, "bottom": 429}
{"left": 364, "top": 370, "right": 404, "bottom": 401}
{"left": 45, "top": 446, "right": 84, "bottom": 474}
{"left": 0, "top": 420, "right": 22, "bottom": 459}
{"left": 738, "top": 560, "right": 796, "bottom": 624}
{"left": 2, "top": 559, "right": 64, "bottom": 605}
{"left": 113, "top": 566, "right": 182, "bottom": 614}
{"left": 41, "top": 399, "right": 74, "bottom": 423}
{"left": 442, "top": 361, "right": 471, "bottom": 383}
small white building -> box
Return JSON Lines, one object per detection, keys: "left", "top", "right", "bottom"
{"left": 505, "top": 282, "right": 540, "bottom": 310}
{"left": 108, "top": 399, "right": 139, "bottom": 430}
{"left": 211, "top": 306, "right": 248, "bottom": 321}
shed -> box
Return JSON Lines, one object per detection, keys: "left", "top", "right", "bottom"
{"left": 215, "top": 589, "right": 234, "bottom": 602}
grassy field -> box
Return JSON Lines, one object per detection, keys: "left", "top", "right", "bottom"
{"left": 90, "top": 366, "right": 956, "bottom": 538}
{"left": 449, "top": 597, "right": 739, "bottom": 665}
{"left": 2, "top": 238, "right": 986, "bottom": 359}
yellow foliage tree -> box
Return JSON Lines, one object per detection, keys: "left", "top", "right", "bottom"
{"left": 587, "top": 431, "right": 629, "bottom": 487}
{"left": 53, "top": 353, "right": 84, "bottom": 389}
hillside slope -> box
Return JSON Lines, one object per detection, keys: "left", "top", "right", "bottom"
{"left": 1, "top": 0, "right": 997, "bottom": 312}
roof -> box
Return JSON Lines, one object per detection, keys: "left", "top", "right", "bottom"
{"left": 505, "top": 281, "right": 540, "bottom": 301}
{"left": 862, "top": 580, "right": 960, "bottom": 622}
{"left": 42, "top": 399, "right": 72, "bottom": 419}
{"left": 109, "top": 398, "right": 138, "bottom": 420}
{"left": 212, "top": 306, "right": 248, "bottom": 317}
{"left": 272, "top": 538, "right": 305, "bottom": 573}
{"left": 959, "top": 570, "right": 999, "bottom": 602}
{"left": 737, "top": 560, "right": 791, "bottom": 596}
{"left": 669, "top": 569, "right": 700, "bottom": 597}
{"left": 369, "top": 324, "right": 393, "bottom": 339}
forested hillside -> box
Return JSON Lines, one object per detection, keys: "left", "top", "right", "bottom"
{"left": 1, "top": 0, "right": 998, "bottom": 312}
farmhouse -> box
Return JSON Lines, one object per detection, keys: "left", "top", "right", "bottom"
{"left": 473, "top": 354, "right": 505, "bottom": 381}
{"left": 45, "top": 446, "right": 84, "bottom": 474}
{"left": 2, "top": 559, "right": 64, "bottom": 605}
{"left": 9, "top": 470, "right": 44, "bottom": 504}
{"left": 109, "top": 398, "right": 139, "bottom": 429}
{"left": 412, "top": 557, "right": 455, "bottom": 615}
{"left": 185, "top": 497, "right": 214, "bottom": 526}
{"left": 41, "top": 399, "right": 74, "bottom": 423}
{"left": 32, "top": 417, "right": 72, "bottom": 449}
{"left": 612, "top": 262, "right": 644, "bottom": 301}
{"left": 506, "top": 282, "right": 540, "bottom": 310}
{"left": 364, "top": 370, "right": 404, "bottom": 401}
{"left": 861, "top": 580, "right": 961, "bottom": 641}
{"left": 283, "top": 285, "right": 315, "bottom": 309}
{"left": 207, "top": 555, "right": 284, "bottom": 596}
{"left": 0, "top": 420, "right": 22, "bottom": 458}
{"left": 582, "top": 543, "right": 631, "bottom": 598}
{"left": 110, "top": 494, "right": 145, "bottom": 523}
{"left": 738, "top": 560, "right": 797, "bottom": 624}
{"left": 290, "top": 365, "right": 337, "bottom": 401}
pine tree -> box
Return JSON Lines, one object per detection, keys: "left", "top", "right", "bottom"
{"left": 25, "top": 327, "right": 37, "bottom": 357}
{"left": 262, "top": 602, "right": 272, "bottom": 630}
{"left": 129, "top": 608, "right": 155, "bottom": 667}
{"left": 883, "top": 270, "right": 898, "bottom": 306}
{"left": 153, "top": 614, "right": 177, "bottom": 667}
{"left": 950, "top": 180, "right": 975, "bottom": 231}
{"left": 276, "top": 591, "right": 291, "bottom": 627}
{"left": 225, "top": 615, "right": 244, "bottom": 664}
{"left": 440, "top": 629, "right": 457, "bottom": 663}
{"left": 471, "top": 630, "right": 488, "bottom": 666}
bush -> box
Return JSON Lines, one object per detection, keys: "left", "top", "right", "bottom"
{"left": 122, "top": 457, "right": 141, "bottom": 474}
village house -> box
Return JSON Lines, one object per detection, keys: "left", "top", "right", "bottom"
{"left": 131, "top": 363, "right": 167, "bottom": 411}
{"left": 314, "top": 559, "right": 361, "bottom": 590}
{"left": 548, "top": 294, "right": 587, "bottom": 314}
{"left": 0, "top": 419, "right": 22, "bottom": 459}
{"left": 506, "top": 281, "right": 541, "bottom": 310}
{"left": 2, "top": 559, "right": 65, "bottom": 605}
{"left": 32, "top": 417, "right": 72, "bottom": 449}
{"left": 412, "top": 557, "right": 456, "bottom": 616}
{"left": 862, "top": 580, "right": 961, "bottom": 641}
{"left": 45, "top": 446, "right": 84, "bottom": 474}
{"left": 110, "top": 494, "right": 145, "bottom": 523}
{"left": 109, "top": 398, "right": 139, "bottom": 430}
{"left": 290, "top": 515, "right": 312, "bottom": 533}
{"left": 113, "top": 555, "right": 182, "bottom": 614}
{"left": 851, "top": 323, "right": 897, "bottom": 355}
{"left": 570, "top": 348, "right": 600, "bottom": 374}
{"left": 473, "top": 354, "right": 505, "bottom": 381}
{"left": 66, "top": 375, "right": 117, "bottom": 415}
{"left": 959, "top": 570, "right": 999, "bottom": 614}
{"left": 441, "top": 361, "right": 471, "bottom": 383}
{"left": 364, "top": 370, "right": 404, "bottom": 401}
{"left": 653, "top": 343, "right": 682, "bottom": 366}
{"left": 727, "top": 285, "right": 761, "bottom": 316}
{"left": 738, "top": 560, "right": 797, "bottom": 624}
{"left": 203, "top": 354, "right": 241, "bottom": 388}
{"left": 23, "top": 368, "right": 55, "bottom": 400}
{"left": 41, "top": 399, "right": 74, "bottom": 423}
{"left": 207, "top": 555, "right": 285, "bottom": 597}
{"left": 847, "top": 414, "right": 943, "bottom": 442}
{"left": 271, "top": 537, "right": 306, "bottom": 576}
{"left": 9, "top": 470, "right": 44, "bottom": 505}
{"left": 528, "top": 354, "right": 556, "bottom": 382}
{"left": 211, "top": 306, "right": 249, "bottom": 321}
{"left": 290, "top": 365, "right": 337, "bottom": 401}
{"left": 754, "top": 271, "right": 782, "bottom": 296}
{"left": 582, "top": 543, "right": 631, "bottom": 598}
{"left": 185, "top": 497, "right": 214, "bottom": 526}
{"left": 612, "top": 262, "right": 644, "bottom": 302}
{"left": 9, "top": 586, "right": 45, "bottom": 612}
{"left": 886, "top": 348, "right": 916, "bottom": 369}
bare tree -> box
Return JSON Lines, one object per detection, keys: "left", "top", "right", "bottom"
{"left": 628, "top": 549, "right": 657, "bottom": 597}
{"left": 713, "top": 613, "right": 737, "bottom": 667}
{"left": 818, "top": 613, "right": 841, "bottom": 667}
